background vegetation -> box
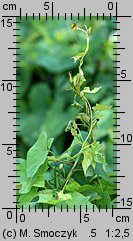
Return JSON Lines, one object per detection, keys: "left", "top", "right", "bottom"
{"left": 17, "top": 17, "right": 117, "bottom": 208}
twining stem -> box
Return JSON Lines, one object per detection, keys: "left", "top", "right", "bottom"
{"left": 61, "top": 141, "right": 94, "bottom": 193}
{"left": 76, "top": 27, "right": 93, "bottom": 145}
{"left": 62, "top": 157, "right": 79, "bottom": 193}
{"left": 61, "top": 139, "right": 94, "bottom": 193}
{"left": 62, "top": 25, "right": 93, "bottom": 193}
{"left": 80, "top": 94, "right": 93, "bottom": 146}
{"left": 79, "top": 30, "right": 90, "bottom": 73}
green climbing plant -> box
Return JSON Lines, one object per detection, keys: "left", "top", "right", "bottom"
{"left": 17, "top": 22, "right": 114, "bottom": 209}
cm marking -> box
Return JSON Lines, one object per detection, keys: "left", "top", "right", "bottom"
{"left": 116, "top": 215, "right": 130, "bottom": 223}
{"left": 3, "top": 4, "right": 17, "bottom": 11}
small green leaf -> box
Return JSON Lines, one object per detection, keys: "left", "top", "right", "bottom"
{"left": 83, "top": 86, "right": 101, "bottom": 94}
{"left": 69, "top": 71, "right": 73, "bottom": 83}
{"left": 65, "top": 120, "right": 78, "bottom": 137}
{"left": 91, "top": 160, "right": 97, "bottom": 169}
{"left": 65, "top": 120, "right": 73, "bottom": 132}
{"left": 71, "top": 101, "right": 83, "bottom": 109}
{"left": 82, "top": 142, "right": 106, "bottom": 174}
{"left": 95, "top": 154, "right": 107, "bottom": 166}
{"left": 72, "top": 52, "right": 84, "bottom": 63}
{"left": 82, "top": 148, "right": 92, "bottom": 177}
{"left": 73, "top": 73, "right": 86, "bottom": 89}
{"left": 93, "top": 104, "right": 112, "bottom": 111}
{"left": 27, "top": 132, "right": 48, "bottom": 178}
{"left": 76, "top": 113, "right": 90, "bottom": 127}
{"left": 71, "top": 127, "right": 78, "bottom": 137}
{"left": 91, "top": 142, "right": 107, "bottom": 169}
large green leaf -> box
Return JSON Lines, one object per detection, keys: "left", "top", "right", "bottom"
{"left": 94, "top": 191, "right": 112, "bottom": 208}
{"left": 56, "top": 192, "right": 94, "bottom": 209}
{"left": 78, "top": 184, "right": 97, "bottom": 196}
{"left": 66, "top": 180, "right": 81, "bottom": 192}
{"left": 17, "top": 158, "right": 48, "bottom": 194}
{"left": 19, "top": 187, "right": 38, "bottom": 206}
{"left": 37, "top": 190, "right": 71, "bottom": 205}
{"left": 82, "top": 150, "right": 92, "bottom": 177}
{"left": 27, "top": 132, "right": 48, "bottom": 178}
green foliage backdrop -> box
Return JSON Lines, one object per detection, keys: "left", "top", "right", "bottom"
{"left": 16, "top": 17, "right": 117, "bottom": 208}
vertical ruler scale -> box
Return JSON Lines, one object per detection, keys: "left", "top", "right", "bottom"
{"left": 0, "top": 2, "right": 20, "bottom": 207}
{"left": 1, "top": 11, "right": 21, "bottom": 205}
{"left": 0, "top": 0, "right": 133, "bottom": 240}
{"left": 112, "top": 2, "right": 133, "bottom": 209}
{"left": 112, "top": 2, "right": 123, "bottom": 205}
{"left": 11, "top": 19, "right": 21, "bottom": 204}
{"left": 117, "top": 7, "right": 133, "bottom": 213}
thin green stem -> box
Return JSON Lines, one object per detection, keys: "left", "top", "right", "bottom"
{"left": 54, "top": 168, "right": 57, "bottom": 189}
{"left": 58, "top": 172, "right": 61, "bottom": 188}
{"left": 73, "top": 88, "right": 93, "bottom": 145}
{"left": 62, "top": 157, "right": 79, "bottom": 193}
{"left": 61, "top": 141, "right": 95, "bottom": 193}
{"left": 78, "top": 94, "right": 93, "bottom": 146}
{"left": 79, "top": 33, "right": 89, "bottom": 73}
{"left": 97, "top": 175, "right": 103, "bottom": 192}
{"left": 59, "top": 25, "right": 92, "bottom": 193}
{"left": 76, "top": 27, "right": 93, "bottom": 145}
